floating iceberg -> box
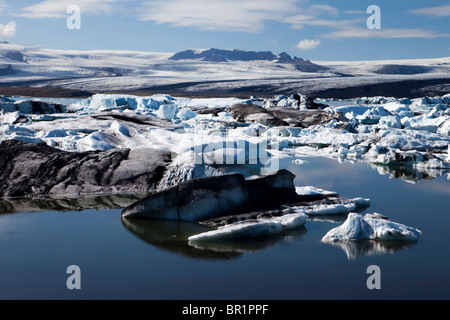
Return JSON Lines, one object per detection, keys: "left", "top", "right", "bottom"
{"left": 300, "top": 198, "right": 370, "bottom": 216}
{"left": 188, "top": 212, "right": 307, "bottom": 242}
{"left": 321, "top": 212, "right": 422, "bottom": 242}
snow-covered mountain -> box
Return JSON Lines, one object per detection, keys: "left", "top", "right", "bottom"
{"left": 168, "top": 48, "right": 327, "bottom": 72}
{"left": 0, "top": 42, "right": 449, "bottom": 98}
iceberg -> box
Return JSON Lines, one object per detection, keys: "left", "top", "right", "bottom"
{"left": 177, "top": 109, "right": 197, "bottom": 120}
{"left": 157, "top": 104, "right": 179, "bottom": 120}
{"left": 0, "top": 111, "right": 29, "bottom": 125}
{"left": 188, "top": 212, "right": 307, "bottom": 242}
{"left": 378, "top": 115, "right": 402, "bottom": 129}
{"left": 1, "top": 100, "right": 66, "bottom": 114}
{"left": 380, "top": 101, "right": 414, "bottom": 119}
{"left": 69, "top": 94, "right": 175, "bottom": 114}
{"left": 295, "top": 186, "right": 337, "bottom": 196}
{"left": 321, "top": 212, "right": 422, "bottom": 242}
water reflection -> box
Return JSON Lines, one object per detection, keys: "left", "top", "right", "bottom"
{"left": 333, "top": 156, "right": 449, "bottom": 182}
{"left": 370, "top": 163, "right": 449, "bottom": 183}
{"left": 188, "top": 227, "right": 308, "bottom": 254}
{"left": 0, "top": 194, "right": 148, "bottom": 214}
{"left": 219, "top": 156, "right": 450, "bottom": 183}
{"left": 325, "top": 239, "right": 419, "bottom": 260}
{"left": 121, "top": 217, "right": 308, "bottom": 260}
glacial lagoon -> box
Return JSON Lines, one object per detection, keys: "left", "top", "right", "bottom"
{"left": 0, "top": 156, "right": 449, "bottom": 300}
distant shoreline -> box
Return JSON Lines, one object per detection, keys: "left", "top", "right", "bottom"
{"left": 0, "top": 77, "right": 449, "bottom": 100}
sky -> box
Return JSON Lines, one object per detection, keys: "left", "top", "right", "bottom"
{"left": 0, "top": 0, "right": 449, "bottom": 61}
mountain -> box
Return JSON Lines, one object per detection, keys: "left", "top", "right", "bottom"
{"left": 169, "top": 48, "right": 328, "bottom": 72}
{"left": 169, "top": 48, "right": 279, "bottom": 62}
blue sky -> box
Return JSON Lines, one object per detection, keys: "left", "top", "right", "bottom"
{"left": 0, "top": 0, "right": 449, "bottom": 60}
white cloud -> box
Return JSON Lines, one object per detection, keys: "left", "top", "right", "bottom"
{"left": 139, "top": 0, "right": 299, "bottom": 32}
{"left": 19, "top": 0, "right": 124, "bottom": 19}
{"left": 0, "top": 21, "right": 16, "bottom": 38}
{"left": 285, "top": 15, "right": 362, "bottom": 30}
{"left": 410, "top": 5, "right": 450, "bottom": 17}
{"left": 322, "top": 27, "right": 450, "bottom": 39}
{"left": 285, "top": 4, "right": 450, "bottom": 41}
{"left": 307, "top": 5, "right": 338, "bottom": 17}
{"left": 296, "top": 39, "right": 320, "bottom": 50}
{"left": 343, "top": 10, "right": 366, "bottom": 15}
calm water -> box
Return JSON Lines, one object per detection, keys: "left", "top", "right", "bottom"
{"left": 0, "top": 157, "right": 449, "bottom": 300}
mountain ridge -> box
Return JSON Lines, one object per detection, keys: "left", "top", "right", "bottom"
{"left": 169, "top": 48, "right": 329, "bottom": 72}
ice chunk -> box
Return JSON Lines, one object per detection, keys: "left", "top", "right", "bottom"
{"left": 437, "top": 119, "right": 450, "bottom": 136}
{"left": 110, "top": 120, "right": 131, "bottom": 137}
{"left": 295, "top": 186, "right": 337, "bottom": 196}
{"left": 42, "top": 129, "right": 68, "bottom": 138}
{"left": 334, "top": 106, "right": 370, "bottom": 119}
{"left": 1, "top": 100, "right": 66, "bottom": 114}
{"left": 355, "top": 107, "right": 390, "bottom": 124}
{"left": 189, "top": 221, "right": 282, "bottom": 241}
{"left": 381, "top": 102, "right": 414, "bottom": 118}
{"left": 321, "top": 212, "right": 422, "bottom": 242}
{"left": 0, "top": 125, "right": 43, "bottom": 144}
{"left": 157, "top": 104, "right": 179, "bottom": 120}
{"left": 409, "top": 98, "right": 436, "bottom": 113}
{"left": 0, "top": 111, "right": 29, "bottom": 125}
{"left": 69, "top": 94, "right": 174, "bottom": 113}
{"left": 290, "top": 198, "right": 370, "bottom": 216}
{"left": 378, "top": 115, "right": 402, "bottom": 129}
{"left": 188, "top": 213, "right": 307, "bottom": 242}
{"left": 76, "top": 131, "right": 116, "bottom": 151}
{"left": 177, "top": 109, "right": 197, "bottom": 120}
{"left": 403, "top": 114, "right": 448, "bottom": 133}
{"left": 198, "top": 140, "right": 272, "bottom": 166}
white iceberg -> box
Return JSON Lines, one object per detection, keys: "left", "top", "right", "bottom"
{"left": 378, "top": 115, "right": 402, "bottom": 129}
{"left": 177, "top": 109, "right": 197, "bottom": 120}
{"left": 295, "top": 186, "right": 337, "bottom": 196}
{"left": 188, "top": 213, "right": 307, "bottom": 242}
{"left": 69, "top": 94, "right": 173, "bottom": 113}
{"left": 321, "top": 212, "right": 422, "bottom": 242}
{"left": 157, "top": 103, "right": 179, "bottom": 120}
{"left": 297, "top": 198, "right": 370, "bottom": 216}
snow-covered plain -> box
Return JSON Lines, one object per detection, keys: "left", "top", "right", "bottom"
{"left": 1, "top": 42, "right": 449, "bottom": 95}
